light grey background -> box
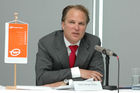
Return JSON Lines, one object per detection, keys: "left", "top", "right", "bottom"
{"left": 103, "top": 0, "right": 140, "bottom": 86}
{"left": 0, "top": 0, "right": 93, "bottom": 86}
{"left": 0, "top": 0, "right": 140, "bottom": 87}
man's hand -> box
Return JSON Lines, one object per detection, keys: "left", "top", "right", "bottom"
{"left": 80, "top": 69, "right": 103, "bottom": 82}
{"left": 43, "top": 81, "right": 66, "bottom": 87}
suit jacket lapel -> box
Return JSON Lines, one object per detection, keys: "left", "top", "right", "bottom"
{"left": 53, "top": 31, "right": 90, "bottom": 68}
{"left": 54, "top": 31, "right": 69, "bottom": 68}
{"left": 75, "top": 37, "right": 90, "bottom": 67}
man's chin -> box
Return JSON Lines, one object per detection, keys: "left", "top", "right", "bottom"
{"left": 71, "top": 38, "right": 80, "bottom": 43}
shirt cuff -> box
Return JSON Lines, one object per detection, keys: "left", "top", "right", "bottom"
{"left": 68, "top": 79, "right": 73, "bottom": 86}
{"left": 71, "top": 67, "right": 80, "bottom": 78}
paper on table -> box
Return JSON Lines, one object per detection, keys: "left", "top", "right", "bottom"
{"left": 0, "top": 85, "right": 5, "bottom": 89}
{"left": 54, "top": 78, "right": 102, "bottom": 90}
{"left": 73, "top": 78, "right": 103, "bottom": 91}
{"left": 16, "top": 85, "right": 53, "bottom": 90}
{"left": 54, "top": 85, "right": 74, "bottom": 90}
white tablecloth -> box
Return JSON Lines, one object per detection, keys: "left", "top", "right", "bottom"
{"left": 0, "top": 85, "right": 139, "bottom": 93}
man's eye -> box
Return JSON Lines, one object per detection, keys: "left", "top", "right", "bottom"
{"left": 79, "top": 22, "right": 85, "bottom": 25}
{"left": 69, "top": 21, "right": 75, "bottom": 24}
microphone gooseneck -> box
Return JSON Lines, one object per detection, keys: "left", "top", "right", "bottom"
{"left": 95, "top": 45, "right": 117, "bottom": 56}
{"left": 94, "top": 45, "right": 120, "bottom": 93}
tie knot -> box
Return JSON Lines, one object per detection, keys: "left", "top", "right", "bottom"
{"left": 69, "top": 45, "right": 78, "bottom": 52}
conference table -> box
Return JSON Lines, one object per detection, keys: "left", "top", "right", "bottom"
{"left": 0, "top": 85, "right": 140, "bottom": 93}
{"left": 0, "top": 89, "right": 140, "bottom": 93}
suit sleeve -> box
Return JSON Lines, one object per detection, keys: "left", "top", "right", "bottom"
{"left": 35, "top": 40, "right": 72, "bottom": 85}
{"left": 88, "top": 38, "right": 104, "bottom": 82}
{"left": 74, "top": 37, "right": 104, "bottom": 82}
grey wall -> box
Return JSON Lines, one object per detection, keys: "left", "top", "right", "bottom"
{"left": 103, "top": 0, "right": 140, "bottom": 86}
{"left": 0, "top": 0, "right": 93, "bottom": 86}
{"left": 1, "top": 0, "right": 139, "bottom": 87}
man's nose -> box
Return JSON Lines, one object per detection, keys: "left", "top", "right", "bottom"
{"left": 74, "top": 24, "right": 80, "bottom": 31}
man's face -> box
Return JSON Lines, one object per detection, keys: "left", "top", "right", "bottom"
{"left": 62, "top": 8, "right": 87, "bottom": 44}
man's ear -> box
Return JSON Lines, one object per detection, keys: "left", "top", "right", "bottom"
{"left": 61, "top": 22, "right": 64, "bottom": 30}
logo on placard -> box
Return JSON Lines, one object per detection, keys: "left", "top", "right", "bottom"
{"left": 9, "top": 26, "right": 23, "bottom": 29}
{"left": 10, "top": 48, "right": 21, "bottom": 56}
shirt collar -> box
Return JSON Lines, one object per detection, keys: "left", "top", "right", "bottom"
{"left": 64, "top": 36, "right": 80, "bottom": 48}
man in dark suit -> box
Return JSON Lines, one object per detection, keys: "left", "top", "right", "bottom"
{"left": 35, "top": 5, "right": 104, "bottom": 87}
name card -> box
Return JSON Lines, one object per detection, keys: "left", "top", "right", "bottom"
{"left": 73, "top": 80, "right": 102, "bottom": 91}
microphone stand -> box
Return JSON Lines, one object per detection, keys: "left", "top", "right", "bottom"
{"left": 103, "top": 55, "right": 117, "bottom": 90}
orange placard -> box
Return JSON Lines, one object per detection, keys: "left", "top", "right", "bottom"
{"left": 8, "top": 23, "right": 28, "bottom": 58}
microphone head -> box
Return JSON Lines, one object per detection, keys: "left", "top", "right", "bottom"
{"left": 106, "top": 49, "right": 113, "bottom": 56}
{"left": 95, "top": 45, "right": 107, "bottom": 55}
{"left": 106, "top": 49, "right": 117, "bottom": 56}
{"left": 95, "top": 45, "right": 117, "bottom": 56}
{"left": 95, "top": 45, "right": 103, "bottom": 52}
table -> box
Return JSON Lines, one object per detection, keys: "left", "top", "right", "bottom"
{"left": 0, "top": 85, "right": 140, "bottom": 93}
{"left": 0, "top": 89, "right": 140, "bottom": 93}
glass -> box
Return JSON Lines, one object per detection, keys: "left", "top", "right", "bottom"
{"left": 131, "top": 68, "right": 140, "bottom": 90}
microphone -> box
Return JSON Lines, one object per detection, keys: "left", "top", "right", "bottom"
{"left": 95, "top": 45, "right": 117, "bottom": 56}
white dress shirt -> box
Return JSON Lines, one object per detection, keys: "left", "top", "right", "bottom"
{"left": 64, "top": 36, "right": 81, "bottom": 78}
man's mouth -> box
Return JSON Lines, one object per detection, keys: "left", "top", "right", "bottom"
{"left": 72, "top": 32, "right": 79, "bottom": 36}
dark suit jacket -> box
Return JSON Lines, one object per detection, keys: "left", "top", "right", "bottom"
{"left": 35, "top": 30, "right": 104, "bottom": 85}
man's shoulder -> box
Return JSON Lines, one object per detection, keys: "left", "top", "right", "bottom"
{"left": 39, "top": 30, "right": 63, "bottom": 42}
{"left": 84, "top": 32, "right": 100, "bottom": 41}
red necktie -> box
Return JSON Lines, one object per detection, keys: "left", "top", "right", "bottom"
{"left": 69, "top": 45, "right": 78, "bottom": 68}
